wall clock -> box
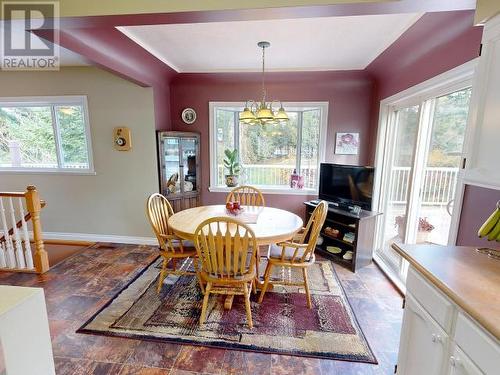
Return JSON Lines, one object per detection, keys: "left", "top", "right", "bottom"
{"left": 181, "top": 108, "right": 197, "bottom": 124}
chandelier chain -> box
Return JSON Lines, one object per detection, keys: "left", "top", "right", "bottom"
{"left": 261, "top": 44, "right": 266, "bottom": 103}
{"left": 238, "top": 41, "right": 289, "bottom": 125}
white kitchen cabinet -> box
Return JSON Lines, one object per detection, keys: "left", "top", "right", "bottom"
{"left": 393, "top": 244, "right": 500, "bottom": 375}
{"left": 397, "top": 294, "right": 449, "bottom": 375}
{"left": 405, "top": 267, "right": 453, "bottom": 332}
{"left": 464, "top": 13, "right": 500, "bottom": 190}
{"left": 454, "top": 312, "right": 500, "bottom": 374}
{"left": 448, "top": 346, "right": 483, "bottom": 375}
{"left": 397, "top": 265, "right": 499, "bottom": 375}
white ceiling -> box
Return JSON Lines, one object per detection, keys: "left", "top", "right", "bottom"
{"left": 117, "top": 13, "right": 422, "bottom": 73}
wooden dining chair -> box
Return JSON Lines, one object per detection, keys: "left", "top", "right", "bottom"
{"left": 146, "top": 193, "right": 202, "bottom": 293}
{"left": 194, "top": 217, "right": 258, "bottom": 328}
{"left": 258, "top": 200, "right": 328, "bottom": 308}
{"left": 226, "top": 185, "right": 265, "bottom": 207}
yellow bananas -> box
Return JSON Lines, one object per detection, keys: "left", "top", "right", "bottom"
{"left": 478, "top": 203, "right": 500, "bottom": 242}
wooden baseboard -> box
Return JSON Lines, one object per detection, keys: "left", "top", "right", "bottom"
{"left": 35, "top": 231, "right": 157, "bottom": 245}
{"left": 37, "top": 239, "right": 95, "bottom": 247}
{"left": 0, "top": 267, "right": 37, "bottom": 274}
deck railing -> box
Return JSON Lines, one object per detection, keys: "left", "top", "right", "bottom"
{"left": 217, "top": 164, "right": 318, "bottom": 189}
{"left": 389, "top": 166, "right": 459, "bottom": 205}
{"left": 0, "top": 185, "right": 48, "bottom": 273}
{"left": 217, "top": 164, "right": 458, "bottom": 205}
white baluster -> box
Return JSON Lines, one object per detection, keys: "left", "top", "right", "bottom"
{"left": 9, "top": 197, "right": 25, "bottom": 269}
{"left": 0, "top": 198, "right": 16, "bottom": 268}
{"left": 18, "top": 197, "right": 33, "bottom": 269}
{"left": 0, "top": 241, "right": 6, "bottom": 268}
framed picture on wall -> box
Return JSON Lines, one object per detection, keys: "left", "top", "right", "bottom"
{"left": 335, "top": 132, "right": 359, "bottom": 155}
{"left": 181, "top": 108, "right": 197, "bottom": 124}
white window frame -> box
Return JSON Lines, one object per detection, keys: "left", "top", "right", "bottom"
{"left": 208, "top": 101, "right": 328, "bottom": 195}
{"left": 0, "top": 95, "right": 95, "bottom": 174}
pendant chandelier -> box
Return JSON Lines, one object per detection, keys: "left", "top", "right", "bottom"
{"left": 239, "top": 41, "right": 289, "bottom": 125}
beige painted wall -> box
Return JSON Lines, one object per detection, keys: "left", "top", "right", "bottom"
{"left": 475, "top": 0, "right": 500, "bottom": 24}
{"left": 0, "top": 67, "right": 159, "bottom": 238}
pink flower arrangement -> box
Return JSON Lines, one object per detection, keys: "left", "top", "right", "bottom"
{"left": 418, "top": 217, "right": 435, "bottom": 232}
{"left": 395, "top": 216, "right": 434, "bottom": 232}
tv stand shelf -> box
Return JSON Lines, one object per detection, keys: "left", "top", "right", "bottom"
{"left": 305, "top": 200, "right": 381, "bottom": 272}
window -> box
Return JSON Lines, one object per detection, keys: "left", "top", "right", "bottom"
{"left": 0, "top": 96, "right": 93, "bottom": 173}
{"left": 209, "top": 102, "right": 328, "bottom": 192}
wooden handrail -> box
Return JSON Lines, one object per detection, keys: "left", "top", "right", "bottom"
{"left": 0, "top": 185, "right": 48, "bottom": 274}
{"left": 0, "top": 200, "right": 46, "bottom": 243}
{"left": 25, "top": 186, "right": 49, "bottom": 273}
{"left": 0, "top": 192, "right": 26, "bottom": 197}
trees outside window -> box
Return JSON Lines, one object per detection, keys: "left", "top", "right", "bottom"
{"left": 211, "top": 103, "right": 327, "bottom": 189}
{"left": 0, "top": 97, "right": 93, "bottom": 172}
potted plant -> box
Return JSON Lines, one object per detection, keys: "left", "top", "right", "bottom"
{"left": 223, "top": 148, "right": 241, "bottom": 187}
{"left": 395, "top": 216, "right": 435, "bottom": 242}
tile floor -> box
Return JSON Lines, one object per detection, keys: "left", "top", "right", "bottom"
{"left": 0, "top": 243, "right": 403, "bottom": 374}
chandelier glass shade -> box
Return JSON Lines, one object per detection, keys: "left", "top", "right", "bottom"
{"left": 239, "top": 41, "right": 289, "bottom": 125}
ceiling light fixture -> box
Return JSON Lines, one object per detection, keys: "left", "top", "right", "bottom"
{"left": 239, "top": 41, "right": 289, "bottom": 125}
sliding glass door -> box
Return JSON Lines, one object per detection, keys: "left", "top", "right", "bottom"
{"left": 413, "top": 88, "right": 472, "bottom": 245}
{"left": 375, "top": 87, "right": 472, "bottom": 283}
{"left": 377, "top": 105, "right": 420, "bottom": 275}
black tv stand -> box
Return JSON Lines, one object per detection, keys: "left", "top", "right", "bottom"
{"left": 304, "top": 200, "right": 381, "bottom": 272}
{"left": 307, "top": 200, "right": 362, "bottom": 217}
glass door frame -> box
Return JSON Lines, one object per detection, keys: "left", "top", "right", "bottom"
{"left": 373, "top": 60, "right": 478, "bottom": 287}
{"left": 373, "top": 105, "right": 423, "bottom": 280}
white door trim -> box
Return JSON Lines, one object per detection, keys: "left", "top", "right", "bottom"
{"left": 374, "top": 59, "right": 478, "bottom": 257}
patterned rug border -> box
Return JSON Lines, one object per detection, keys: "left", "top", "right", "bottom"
{"left": 77, "top": 253, "right": 162, "bottom": 332}
{"left": 77, "top": 256, "right": 377, "bottom": 365}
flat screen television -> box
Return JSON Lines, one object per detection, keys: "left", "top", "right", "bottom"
{"left": 318, "top": 163, "right": 375, "bottom": 211}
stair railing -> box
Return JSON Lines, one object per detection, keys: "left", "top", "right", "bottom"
{"left": 0, "top": 185, "right": 48, "bottom": 273}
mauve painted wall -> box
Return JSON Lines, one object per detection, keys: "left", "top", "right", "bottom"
{"left": 457, "top": 186, "right": 500, "bottom": 249}
{"left": 367, "top": 10, "right": 482, "bottom": 101}
{"left": 167, "top": 71, "right": 374, "bottom": 216}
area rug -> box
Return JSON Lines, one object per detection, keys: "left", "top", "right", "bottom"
{"left": 78, "top": 257, "right": 377, "bottom": 363}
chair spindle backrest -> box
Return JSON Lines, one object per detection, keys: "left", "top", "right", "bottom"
{"left": 146, "top": 193, "right": 175, "bottom": 250}
{"left": 297, "top": 200, "right": 328, "bottom": 262}
{"left": 194, "top": 217, "right": 258, "bottom": 279}
{"left": 226, "top": 185, "right": 265, "bottom": 207}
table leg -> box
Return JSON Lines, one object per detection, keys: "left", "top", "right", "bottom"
{"left": 255, "top": 247, "right": 274, "bottom": 291}
{"left": 224, "top": 241, "right": 284, "bottom": 309}
{"left": 224, "top": 295, "right": 234, "bottom": 309}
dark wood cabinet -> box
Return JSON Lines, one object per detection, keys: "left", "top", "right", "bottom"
{"left": 305, "top": 201, "right": 380, "bottom": 272}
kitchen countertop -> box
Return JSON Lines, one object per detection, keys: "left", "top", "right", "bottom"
{"left": 0, "top": 285, "right": 40, "bottom": 316}
{"left": 392, "top": 243, "right": 500, "bottom": 340}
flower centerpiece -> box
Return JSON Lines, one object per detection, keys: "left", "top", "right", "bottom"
{"left": 226, "top": 201, "right": 243, "bottom": 215}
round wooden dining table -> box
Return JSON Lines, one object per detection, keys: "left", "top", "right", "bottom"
{"left": 168, "top": 205, "right": 303, "bottom": 309}
{"left": 168, "top": 205, "right": 303, "bottom": 246}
